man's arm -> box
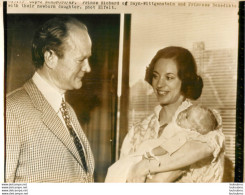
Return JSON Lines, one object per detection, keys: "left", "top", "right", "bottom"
{"left": 5, "top": 102, "right": 21, "bottom": 182}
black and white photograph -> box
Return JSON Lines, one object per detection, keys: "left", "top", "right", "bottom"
{"left": 1, "top": 0, "right": 244, "bottom": 194}
{"left": 5, "top": 13, "right": 121, "bottom": 182}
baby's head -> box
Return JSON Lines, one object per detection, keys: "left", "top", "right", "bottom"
{"left": 176, "top": 105, "right": 218, "bottom": 135}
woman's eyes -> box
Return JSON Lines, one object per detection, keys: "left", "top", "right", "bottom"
{"left": 152, "top": 74, "right": 175, "bottom": 80}
{"left": 167, "top": 76, "right": 174, "bottom": 80}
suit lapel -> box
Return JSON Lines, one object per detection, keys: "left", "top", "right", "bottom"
{"left": 23, "top": 80, "right": 84, "bottom": 167}
{"left": 41, "top": 103, "right": 84, "bottom": 167}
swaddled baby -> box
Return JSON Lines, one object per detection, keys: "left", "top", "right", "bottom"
{"left": 105, "top": 105, "right": 220, "bottom": 183}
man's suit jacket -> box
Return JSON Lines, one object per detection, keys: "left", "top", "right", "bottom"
{"left": 6, "top": 79, "right": 94, "bottom": 182}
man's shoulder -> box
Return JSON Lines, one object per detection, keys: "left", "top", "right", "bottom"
{"left": 7, "top": 85, "right": 27, "bottom": 98}
{"left": 6, "top": 85, "right": 31, "bottom": 108}
{"left": 7, "top": 86, "right": 25, "bottom": 97}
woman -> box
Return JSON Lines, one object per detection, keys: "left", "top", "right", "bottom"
{"left": 120, "top": 46, "right": 225, "bottom": 182}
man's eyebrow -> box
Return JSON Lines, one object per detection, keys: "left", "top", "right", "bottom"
{"left": 77, "top": 54, "right": 91, "bottom": 60}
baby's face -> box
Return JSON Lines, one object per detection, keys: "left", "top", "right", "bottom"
{"left": 176, "top": 106, "right": 202, "bottom": 129}
{"left": 176, "top": 108, "right": 193, "bottom": 129}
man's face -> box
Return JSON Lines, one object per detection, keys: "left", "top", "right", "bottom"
{"left": 51, "top": 25, "right": 92, "bottom": 91}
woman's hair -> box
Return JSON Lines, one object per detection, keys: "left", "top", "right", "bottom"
{"left": 145, "top": 46, "right": 203, "bottom": 100}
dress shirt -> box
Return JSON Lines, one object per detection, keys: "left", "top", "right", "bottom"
{"left": 32, "top": 72, "right": 86, "bottom": 151}
{"left": 32, "top": 72, "right": 64, "bottom": 122}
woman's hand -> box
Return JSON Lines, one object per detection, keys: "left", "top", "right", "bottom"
{"left": 127, "top": 159, "right": 149, "bottom": 183}
{"left": 145, "top": 170, "right": 185, "bottom": 183}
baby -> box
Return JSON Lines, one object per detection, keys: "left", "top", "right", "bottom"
{"left": 149, "top": 105, "right": 218, "bottom": 157}
{"left": 105, "top": 105, "right": 219, "bottom": 183}
{"left": 177, "top": 104, "right": 218, "bottom": 134}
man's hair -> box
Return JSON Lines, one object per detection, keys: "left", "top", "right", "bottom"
{"left": 32, "top": 16, "right": 87, "bottom": 69}
{"left": 145, "top": 46, "right": 203, "bottom": 100}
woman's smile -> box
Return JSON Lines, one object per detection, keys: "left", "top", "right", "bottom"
{"left": 157, "top": 90, "right": 168, "bottom": 96}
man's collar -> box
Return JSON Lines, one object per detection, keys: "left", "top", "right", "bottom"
{"left": 32, "top": 72, "right": 64, "bottom": 113}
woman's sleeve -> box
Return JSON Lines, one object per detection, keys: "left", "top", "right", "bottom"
{"left": 201, "top": 108, "right": 225, "bottom": 162}
{"left": 120, "top": 125, "right": 136, "bottom": 159}
{"left": 197, "top": 130, "right": 224, "bottom": 163}
{"left": 128, "top": 140, "right": 213, "bottom": 179}
{"left": 120, "top": 115, "right": 152, "bottom": 158}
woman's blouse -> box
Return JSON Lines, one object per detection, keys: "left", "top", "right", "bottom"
{"left": 120, "top": 100, "right": 225, "bottom": 182}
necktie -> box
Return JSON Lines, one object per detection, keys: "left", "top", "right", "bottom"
{"left": 60, "top": 98, "right": 88, "bottom": 173}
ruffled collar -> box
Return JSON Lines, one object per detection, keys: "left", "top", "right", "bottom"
{"left": 153, "top": 99, "right": 193, "bottom": 124}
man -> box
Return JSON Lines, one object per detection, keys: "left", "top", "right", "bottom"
{"left": 5, "top": 16, "right": 94, "bottom": 182}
